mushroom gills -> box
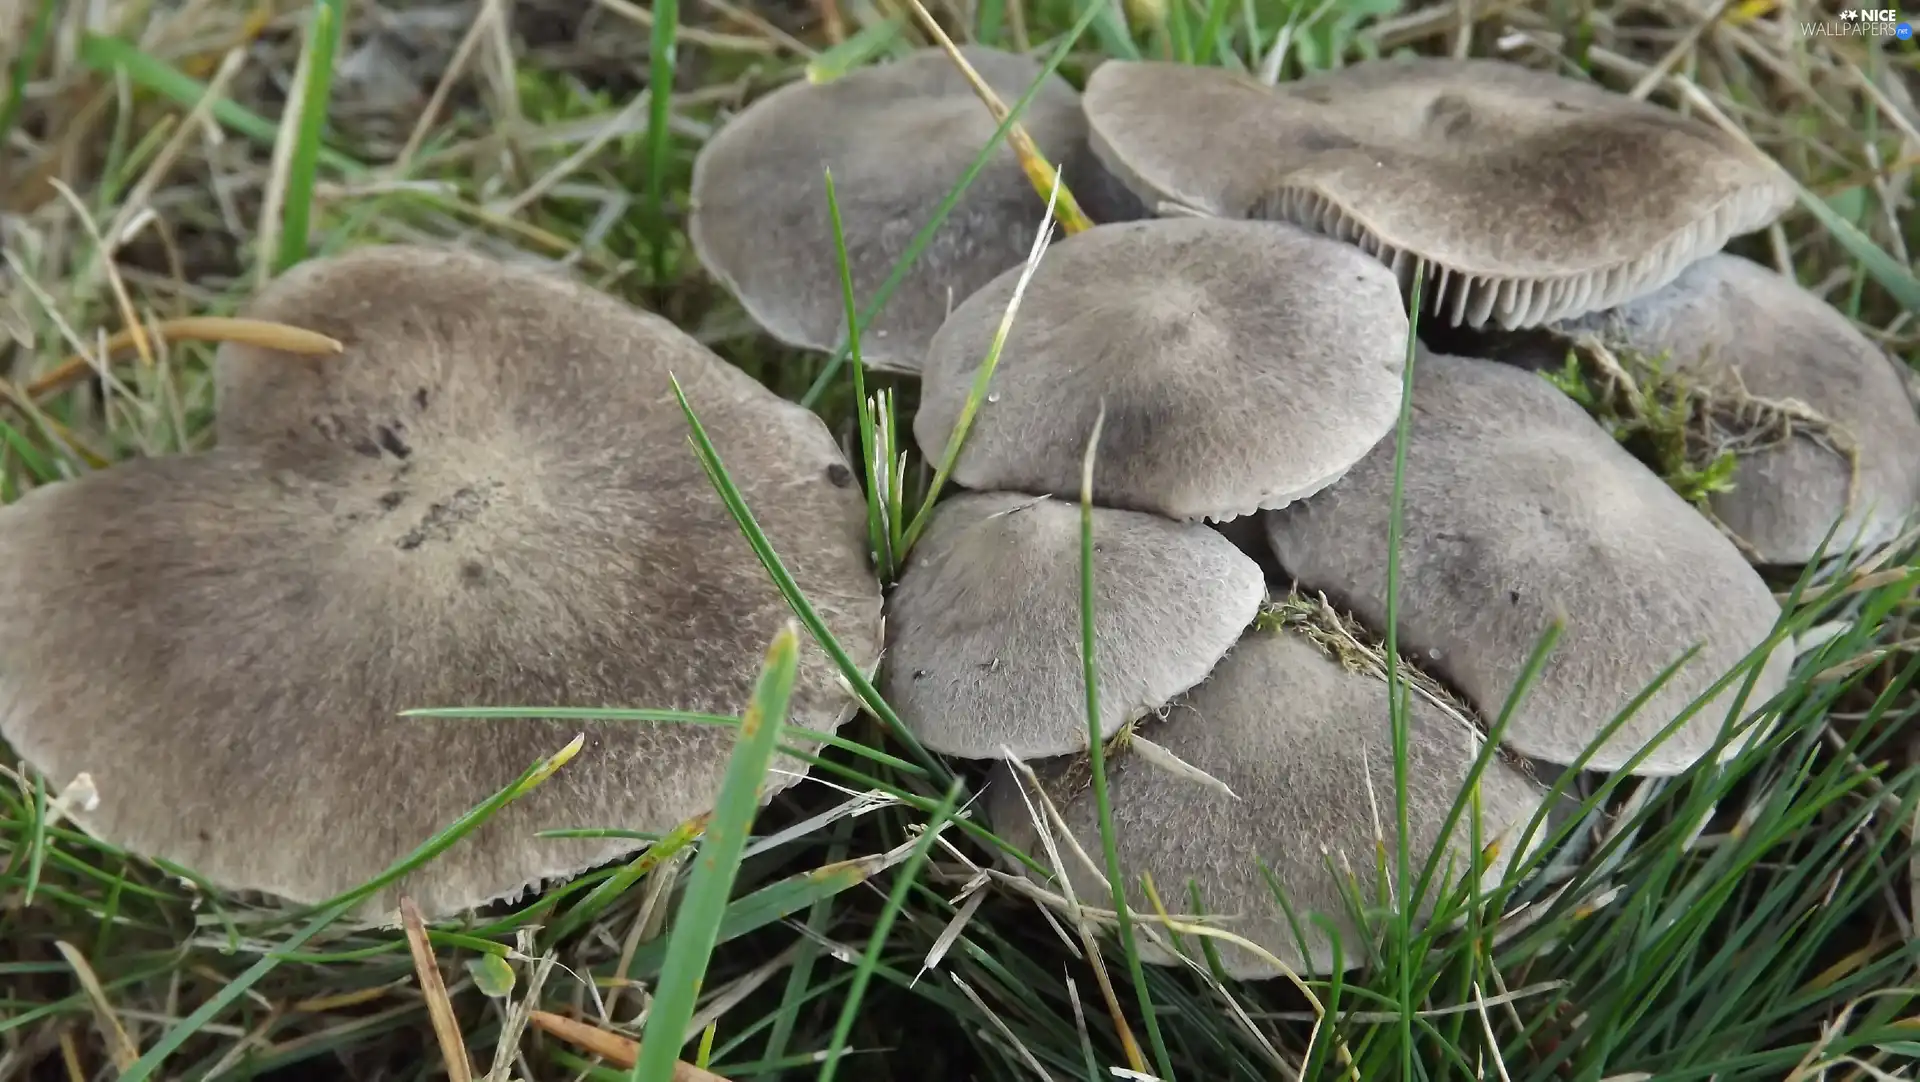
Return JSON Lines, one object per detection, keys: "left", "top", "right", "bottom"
{"left": 1080, "top": 56, "right": 1795, "bottom": 329}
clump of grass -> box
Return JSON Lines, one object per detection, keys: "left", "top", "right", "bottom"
{"left": 3, "top": 0, "right": 1920, "bottom": 1079}
{"left": 1538, "top": 339, "right": 1863, "bottom": 519}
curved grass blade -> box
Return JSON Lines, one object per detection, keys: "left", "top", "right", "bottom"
{"left": 667, "top": 374, "right": 950, "bottom": 783}
{"left": 1075, "top": 404, "right": 1176, "bottom": 1081}
{"left": 631, "top": 623, "right": 799, "bottom": 1082}
{"left": 815, "top": 778, "right": 965, "bottom": 1082}
{"left": 274, "top": 0, "right": 345, "bottom": 273}
{"left": 113, "top": 736, "right": 585, "bottom": 1082}
{"left": 645, "top": 0, "right": 680, "bottom": 283}
{"left": 77, "top": 34, "right": 365, "bottom": 177}
{"left": 797, "top": 0, "right": 1112, "bottom": 409}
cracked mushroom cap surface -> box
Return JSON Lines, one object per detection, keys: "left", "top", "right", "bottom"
{"left": 1264, "top": 350, "right": 1791, "bottom": 775}
{"left": 0, "top": 246, "right": 884, "bottom": 919}
{"left": 1082, "top": 57, "right": 1794, "bottom": 329}
{"left": 882, "top": 492, "right": 1266, "bottom": 759}
{"left": 688, "top": 45, "right": 1140, "bottom": 373}
{"left": 1552, "top": 253, "right": 1920, "bottom": 564}
{"left": 914, "top": 217, "right": 1410, "bottom": 521}
{"left": 987, "top": 625, "right": 1547, "bottom": 979}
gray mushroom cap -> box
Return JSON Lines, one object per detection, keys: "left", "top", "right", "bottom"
{"left": 914, "top": 217, "right": 1410, "bottom": 521}
{"left": 882, "top": 492, "right": 1265, "bottom": 759}
{"left": 987, "top": 625, "right": 1547, "bottom": 979}
{"left": 1551, "top": 253, "right": 1920, "bottom": 564}
{"left": 1264, "top": 350, "right": 1791, "bottom": 776}
{"left": 0, "top": 246, "right": 884, "bottom": 920}
{"left": 1081, "top": 57, "right": 1795, "bottom": 329}
{"left": 688, "top": 45, "right": 1139, "bottom": 373}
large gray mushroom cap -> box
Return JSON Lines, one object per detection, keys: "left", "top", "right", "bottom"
{"left": 1265, "top": 350, "right": 1791, "bottom": 775}
{"left": 914, "top": 217, "right": 1410, "bottom": 521}
{"left": 1553, "top": 253, "right": 1920, "bottom": 564}
{"left": 987, "top": 625, "right": 1547, "bottom": 979}
{"left": 1082, "top": 57, "right": 1794, "bottom": 329}
{"left": 689, "top": 46, "right": 1138, "bottom": 373}
{"left": 0, "top": 246, "right": 883, "bottom": 919}
{"left": 882, "top": 492, "right": 1265, "bottom": 759}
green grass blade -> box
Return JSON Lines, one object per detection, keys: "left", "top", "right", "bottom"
{"left": 1791, "top": 177, "right": 1920, "bottom": 314}
{"left": 0, "top": 0, "right": 58, "bottom": 156}
{"left": 806, "top": 18, "right": 907, "bottom": 82}
{"left": 1383, "top": 261, "right": 1425, "bottom": 1078}
{"left": 796, "top": 0, "right": 1111, "bottom": 409}
{"left": 274, "top": 0, "right": 345, "bottom": 273}
{"left": 823, "top": 168, "right": 892, "bottom": 577}
{"left": 667, "top": 374, "right": 950, "bottom": 783}
{"left": 1075, "top": 404, "right": 1176, "bottom": 1080}
{"left": 630, "top": 622, "right": 798, "bottom": 1082}
{"left": 645, "top": 0, "right": 681, "bottom": 284}
{"left": 815, "top": 778, "right": 965, "bottom": 1082}
{"left": 114, "top": 736, "right": 584, "bottom": 1081}
{"left": 620, "top": 848, "right": 885, "bottom": 978}
{"left": 898, "top": 173, "right": 1059, "bottom": 556}
{"left": 77, "top": 34, "right": 365, "bottom": 176}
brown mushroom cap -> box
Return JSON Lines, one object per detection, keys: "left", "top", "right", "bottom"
{"left": 0, "top": 246, "right": 884, "bottom": 919}
{"left": 688, "top": 46, "right": 1139, "bottom": 373}
{"left": 882, "top": 492, "right": 1266, "bottom": 759}
{"left": 987, "top": 624, "right": 1547, "bottom": 979}
{"left": 1551, "top": 253, "right": 1920, "bottom": 564}
{"left": 1081, "top": 57, "right": 1794, "bottom": 329}
{"left": 1264, "top": 349, "right": 1791, "bottom": 775}
{"left": 914, "top": 217, "right": 1410, "bottom": 521}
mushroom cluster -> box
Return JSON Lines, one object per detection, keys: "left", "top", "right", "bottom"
{"left": 693, "top": 46, "right": 1916, "bottom": 975}
{"left": 0, "top": 246, "right": 885, "bottom": 919}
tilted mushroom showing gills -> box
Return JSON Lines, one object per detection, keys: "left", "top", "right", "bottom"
{"left": 0, "top": 246, "right": 884, "bottom": 919}
{"left": 1264, "top": 351, "right": 1790, "bottom": 776}
{"left": 914, "top": 218, "right": 1409, "bottom": 522}
{"left": 689, "top": 46, "right": 1140, "bottom": 374}
{"left": 1551, "top": 254, "right": 1920, "bottom": 565}
{"left": 1081, "top": 57, "right": 1794, "bottom": 329}
{"left": 987, "top": 626, "right": 1545, "bottom": 979}
{"left": 882, "top": 492, "right": 1265, "bottom": 759}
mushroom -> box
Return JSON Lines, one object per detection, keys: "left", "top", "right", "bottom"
{"left": 1549, "top": 253, "right": 1920, "bottom": 564}
{"left": 913, "top": 217, "right": 1410, "bottom": 522}
{"left": 1080, "top": 57, "right": 1795, "bottom": 328}
{"left": 987, "top": 623, "right": 1547, "bottom": 979}
{"left": 882, "top": 492, "right": 1265, "bottom": 759}
{"left": 1264, "top": 349, "right": 1791, "bottom": 776}
{"left": 0, "top": 246, "right": 885, "bottom": 919}
{"left": 689, "top": 45, "right": 1141, "bottom": 374}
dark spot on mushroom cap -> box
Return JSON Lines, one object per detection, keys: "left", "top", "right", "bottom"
{"left": 1424, "top": 92, "right": 1475, "bottom": 138}
{"left": 826, "top": 463, "right": 854, "bottom": 488}
{"left": 414, "top": 387, "right": 430, "bottom": 410}
{"left": 0, "top": 244, "right": 886, "bottom": 919}
{"left": 376, "top": 425, "right": 411, "bottom": 459}
{"left": 1298, "top": 128, "right": 1359, "bottom": 152}
{"left": 379, "top": 490, "right": 405, "bottom": 512}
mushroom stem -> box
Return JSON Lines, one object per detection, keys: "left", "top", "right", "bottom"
{"left": 897, "top": 0, "right": 1095, "bottom": 234}
{"left": 25, "top": 316, "right": 346, "bottom": 401}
